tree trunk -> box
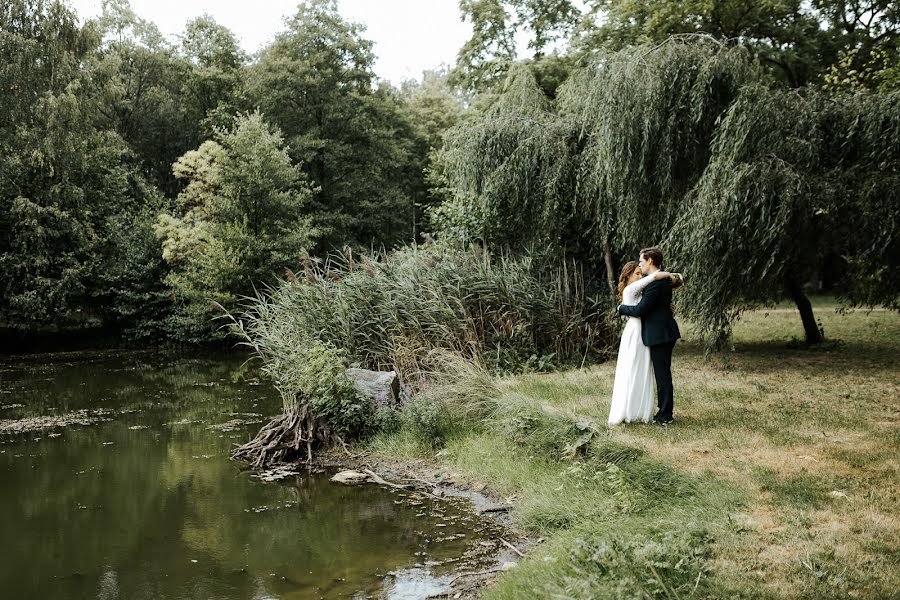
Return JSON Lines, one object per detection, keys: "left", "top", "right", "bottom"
{"left": 603, "top": 241, "right": 617, "bottom": 305}
{"left": 786, "top": 278, "right": 823, "bottom": 344}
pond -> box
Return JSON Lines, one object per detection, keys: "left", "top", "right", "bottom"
{"left": 0, "top": 351, "right": 499, "bottom": 599}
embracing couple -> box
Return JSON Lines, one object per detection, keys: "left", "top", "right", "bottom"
{"left": 608, "top": 246, "right": 684, "bottom": 426}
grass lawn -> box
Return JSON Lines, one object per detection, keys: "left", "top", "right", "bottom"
{"left": 369, "top": 298, "right": 899, "bottom": 598}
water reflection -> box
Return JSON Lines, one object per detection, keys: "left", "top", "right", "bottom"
{"left": 0, "top": 351, "right": 495, "bottom": 599}
{"left": 375, "top": 568, "right": 452, "bottom": 600}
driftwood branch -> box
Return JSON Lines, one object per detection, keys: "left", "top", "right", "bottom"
{"left": 363, "top": 469, "right": 413, "bottom": 490}
{"left": 499, "top": 538, "right": 525, "bottom": 558}
{"left": 447, "top": 567, "right": 508, "bottom": 586}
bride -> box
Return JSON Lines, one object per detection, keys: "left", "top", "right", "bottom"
{"left": 608, "top": 261, "right": 680, "bottom": 425}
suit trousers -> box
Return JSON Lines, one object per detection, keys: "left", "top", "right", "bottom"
{"left": 649, "top": 340, "right": 676, "bottom": 420}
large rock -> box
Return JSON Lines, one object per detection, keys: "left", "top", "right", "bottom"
{"left": 346, "top": 368, "right": 399, "bottom": 404}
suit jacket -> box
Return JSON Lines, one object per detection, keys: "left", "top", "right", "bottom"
{"left": 617, "top": 278, "right": 681, "bottom": 347}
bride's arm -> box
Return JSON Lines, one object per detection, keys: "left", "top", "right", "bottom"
{"left": 630, "top": 272, "right": 658, "bottom": 295}
{"left": 652, "top": 271, "right": 684, "bottom": 287}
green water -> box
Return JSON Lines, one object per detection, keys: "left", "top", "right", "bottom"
{"left": 0, "top": 351, "right": 496, "bottom": 599}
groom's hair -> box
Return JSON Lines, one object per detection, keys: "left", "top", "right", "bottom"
{"left": 640, "top": 246, "right": 663, "bottom": 269}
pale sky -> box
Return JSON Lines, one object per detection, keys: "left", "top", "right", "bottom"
{"left": 65, "top": 0, "right": 480, "bottom": 85}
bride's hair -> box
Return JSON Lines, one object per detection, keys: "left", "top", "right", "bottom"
{"left": 618, "top": 261, "right": 640, "bottom": 304}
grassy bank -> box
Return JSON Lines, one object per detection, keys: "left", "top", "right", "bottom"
{"left": 367, "top": 298, "right": 900, "bottom": 598}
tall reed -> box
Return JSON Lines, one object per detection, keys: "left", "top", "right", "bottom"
{"left": 233, "top": 244, "right": 614, "bottom": 382}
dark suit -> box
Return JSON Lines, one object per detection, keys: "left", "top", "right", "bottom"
{"left": 617, "top": 279, "right": 680, "bottom": 421}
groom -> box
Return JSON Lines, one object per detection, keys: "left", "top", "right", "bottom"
{"left": 617, "top": 247, "right": 681, "bottom": 424}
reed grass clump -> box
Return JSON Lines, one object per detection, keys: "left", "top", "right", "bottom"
{"left": 236, "top": 243, "right": 613, "bottom": 378}
{"left": 391, "top": 350, "right": 501, "bottom": 448}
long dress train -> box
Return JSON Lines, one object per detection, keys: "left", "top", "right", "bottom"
{"left": 607, "top": 274, "right": 655, "bottom": 425}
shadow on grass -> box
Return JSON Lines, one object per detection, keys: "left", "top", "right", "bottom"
{"left": 678, "top": 338, "right": 897, "bottom": 371}
{"left": 753, "top": 466, "right": 831, "bottom": 510}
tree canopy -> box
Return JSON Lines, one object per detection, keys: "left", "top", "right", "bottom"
{"left": 247, "top": 0, "right": 425, "bottom": 252}
{"left": 436, "top": 39, "right": 755, "bottom": 297}
{"left": 452, "top": 0, "right": 900, "bottom": 91}
{"left": 1, "top": 0, "right": 439, "bottom": 343}
{"left": 670, "top": 85, "right": 900, "bottom": 342}
{"left": 435, "top": 36, "right": 899, "bottom": 344}
{"left": 0, "top": 0, "right": 147, "bottom": 331}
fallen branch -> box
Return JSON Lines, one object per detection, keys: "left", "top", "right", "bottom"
{"left": 499, "top": 538, "right": 525, "bottom": 558}
{"left": 480, "top": 505, "right": 510, "bottom": 514}
{"left": 363, "top": 468, "right": 413, "bottom": 490}
{"left": 447, "top": 567, "right": 507, "bottom": 586}
{"left": 361, "top": 467, "right": 448, "bottom": 500}
{"left": 401, "top": 475, "right": 442, "bottom": 486}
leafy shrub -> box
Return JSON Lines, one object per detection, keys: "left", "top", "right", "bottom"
{"left": 394, "top": 350, "right": 499, "bottom": 448}
{"left": 251, "top": 337, "right": 373, "bottom": 440}
{"left": 302, "top": 343, "right": 372, "bottom": 440}
{"left": 398, "top": 393, "right": 454, "bottom": 449}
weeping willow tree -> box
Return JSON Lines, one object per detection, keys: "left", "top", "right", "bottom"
{"left": 670, "top": 85, "right": 900, "bottom": 345}
{"left": 821, "top": 91, "right": 900, "bottom": 311}
{"left": 435, "top": 37, "right": 755, "bottom": 301}
{"left": 558, "top": 36, "right": 755, "bottom": 293}
{"left": 434, "top": 63, "right": 582, "bottom": 252}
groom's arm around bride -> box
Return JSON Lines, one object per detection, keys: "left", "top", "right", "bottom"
{"left": 616, "top": 247, "right": 681, "bottom": 424}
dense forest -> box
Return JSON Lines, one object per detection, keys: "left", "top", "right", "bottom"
{"left": 2, "top": 0, "right": 898, "bottom": 348}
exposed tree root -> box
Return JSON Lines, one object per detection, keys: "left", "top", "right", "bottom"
{"left": 231, "top": 399, "right": 338, "bottom": 467}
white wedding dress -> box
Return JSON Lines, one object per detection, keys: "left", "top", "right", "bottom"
{"left": 608, "top": 274, "right": 655, "bottom": 425}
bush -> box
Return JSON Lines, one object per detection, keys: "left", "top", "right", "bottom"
{"left": 230, "top": 339, "right": 374, "bottom": 465}
{"left": 395, "top": 350, "right": 500, "bottom": 448}
{"left": 301, "top": 343, "right": 372, "bottom": 440}
{"left": 256, "top": 338, "right": 372, "bottom": 437}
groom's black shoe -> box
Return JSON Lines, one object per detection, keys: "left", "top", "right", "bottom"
{"left": 653, "top": 416, "right": 674, "bottom": 425}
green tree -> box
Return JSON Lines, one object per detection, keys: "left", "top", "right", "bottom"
{"left": 824, "top": 42, "right": 900, "bottom": 92}
{"left": 560, "top": 38, "right": 753, "bottom": 290}
{"left": 435, "top": 38, "right": 899, "bottom": 344}
{"left": 435, "top": 65, "right": 579, "bottom": 249}
{"left": 452, "top": 1, "right": 898, "bottom": 91}
{"left": 451, "top": 0, "right": 580, "bottom": 93}
{"left": 247, "top": 0, "right": 422, "bottom": 252}
{"left": 814, "top": 0, "right": 899, "bottom": 87}
{"left": 180, "top": 14, "right": 247, "bottom": 137}
{"left": 88, "top": 0, "right": 196, "bottom": 196}
{"left": 93, "top": 183, "right": 172, "bottom": 342}
{"left": 0, "top": 0, "right": 150, "bottom": 332}
{"left": 156, "top": 112, "right": 316, "bottom": 342}
{"left": 573, "top": 0, "right": 899, "bottom": 88}
{"left": 670, "top": 85, "right": 900, "bottom": 345}
{"left": 436, "top": 39, "right": 753, "bottom": 300}
{"left": 401, "top": 71, "right": 466, "bottom": 153}
{"left": 452, "top": 0, "right": 518, "bottom": 92}
{"left": 400, "top": 71, "right": 466, "bottom": 238}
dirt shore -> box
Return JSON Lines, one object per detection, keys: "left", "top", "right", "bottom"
{"left": 310, "top": 449, "right": 535, "bottom": 599}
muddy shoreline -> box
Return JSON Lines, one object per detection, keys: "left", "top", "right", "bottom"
{"left": 309, "top": 450, "right": 535, "bottom": 599}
